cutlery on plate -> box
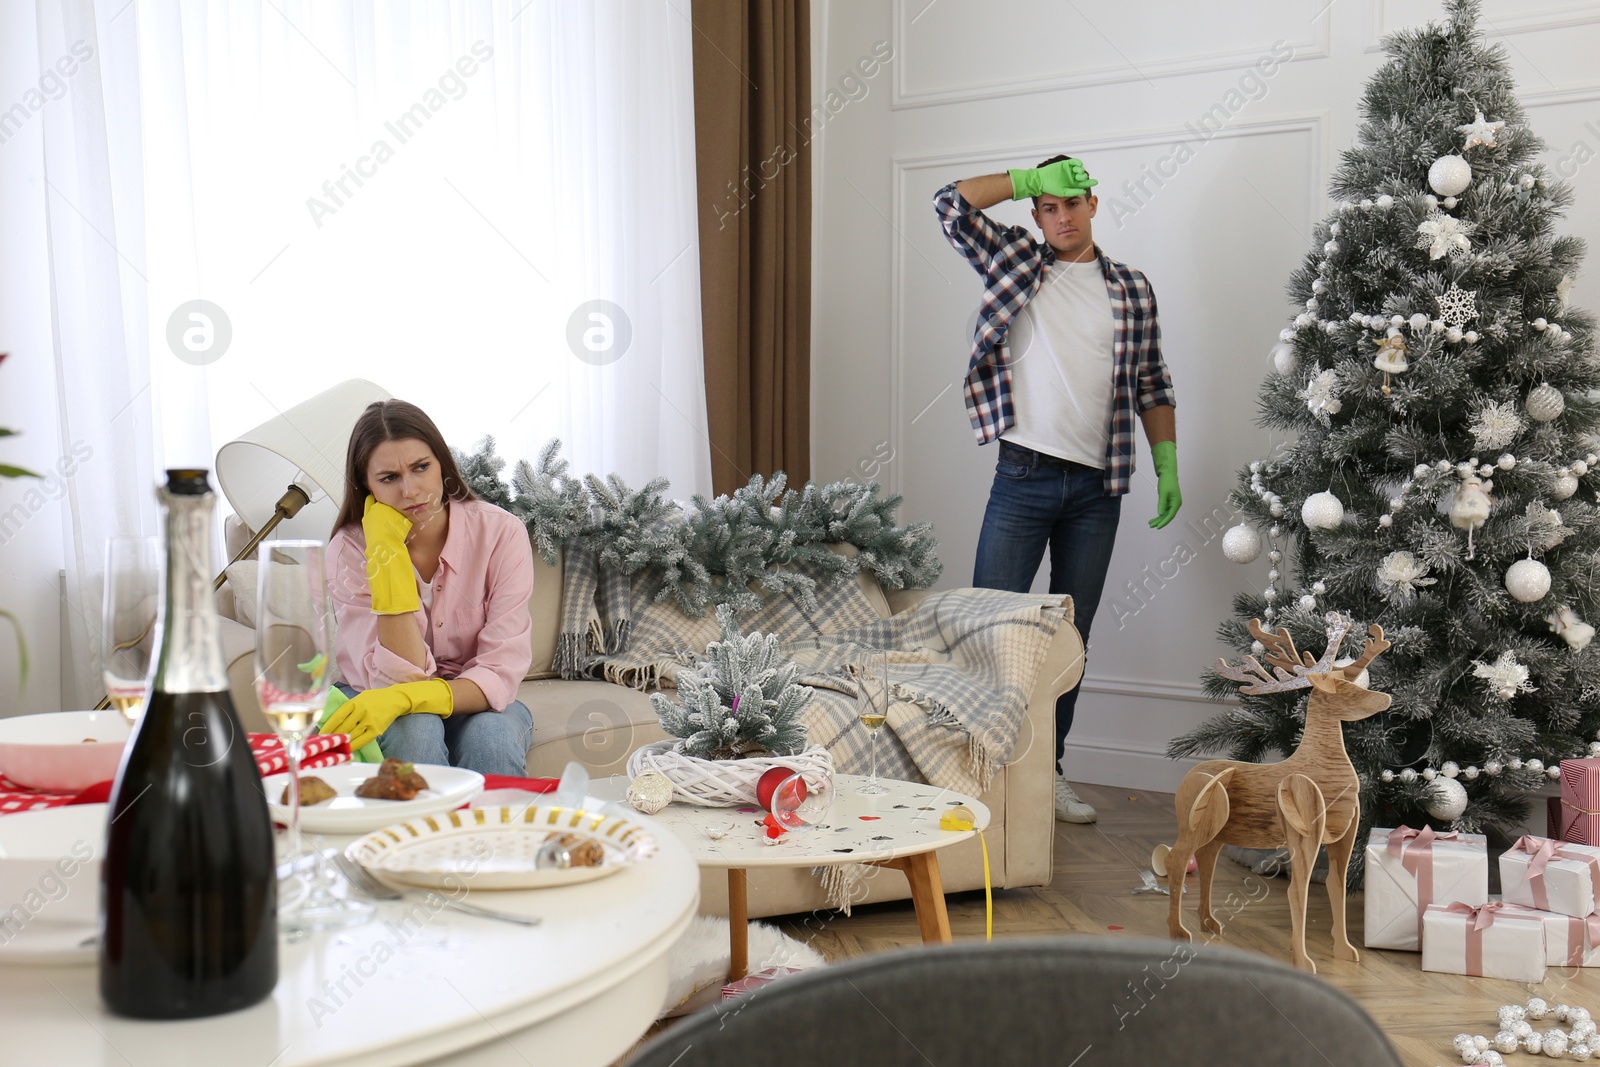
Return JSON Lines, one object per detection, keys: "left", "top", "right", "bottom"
{"left": 331, "top": 852, "right": 541, "bottom": 926}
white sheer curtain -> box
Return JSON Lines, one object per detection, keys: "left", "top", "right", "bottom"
{"left": 31, "top": 0, "right": 160, "bottom": 710}
{"left": 139, "top": 0, "right": 711, "bottom": 489}
{"left": 14, "top": 0, "right": 710, "bottom": 706}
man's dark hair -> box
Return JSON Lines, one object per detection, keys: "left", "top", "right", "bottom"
{"left": 1031, "top": 153, "right": 1094, "bottom": 210}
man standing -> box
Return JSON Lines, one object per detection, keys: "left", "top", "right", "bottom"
{"left": 933, "top": 156, "right": 1180, "bottom": 823}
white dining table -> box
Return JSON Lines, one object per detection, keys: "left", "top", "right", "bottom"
{"left": 0, "top": 808, "right": 700, "bottom": 1067}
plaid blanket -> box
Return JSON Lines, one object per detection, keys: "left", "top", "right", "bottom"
{"left": 576, "top": 562, "right": 1071, "bottom": 797}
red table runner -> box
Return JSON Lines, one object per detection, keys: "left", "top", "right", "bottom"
{"left": 0, "top": 733, "right": 353, "bottom": 815}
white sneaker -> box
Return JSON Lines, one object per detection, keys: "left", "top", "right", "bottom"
{"left": 1054, "top": 776, "right": 1097, "bottom": 823}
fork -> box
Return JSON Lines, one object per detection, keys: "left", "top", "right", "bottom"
{"left": 332, "top": 853, "right": 541, "bottom": 926}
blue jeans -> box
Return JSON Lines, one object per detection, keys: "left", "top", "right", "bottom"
{"left": 335, "top": 684, "right": 535, "bottom": 777}
{"left": 972, "top": 442, "right": 1122, "bottom": 768}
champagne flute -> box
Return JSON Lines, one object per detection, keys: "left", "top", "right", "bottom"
{"left": 102, "top": 537, "right": 161, "bottom": 725}
{"left": 255, "top": 539, "right": 372, "bottom": 933}
{"left": 856, "top": 648, "right": 890, "bottom": 796}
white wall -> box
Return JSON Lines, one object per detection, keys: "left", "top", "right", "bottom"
{"left": 810, "top": 0, "right": 1600, "bottom": 791}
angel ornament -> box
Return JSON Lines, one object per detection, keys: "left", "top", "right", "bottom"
{"left": 1449, "top": 469, "right": 1494, "bottom": 560}
{"left": 1547, "top": 606, "right": 1596, "bottom": 653}
{"left": 1371, "top": 334, "right": 1408, "bottom": 396}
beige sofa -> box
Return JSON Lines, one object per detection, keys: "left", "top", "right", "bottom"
{"left": 219, "top": 528, "right": 1083, "bottom": 919}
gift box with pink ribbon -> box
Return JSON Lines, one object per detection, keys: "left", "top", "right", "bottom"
{"left": 1421, "top": 901, "right": 1547, "bottom": 981}
{"left": 1557, "top": 758, "right": 1600, "bottom": 846}
{"left": 1525, "top": 907, "right": 1600, "bottom": 968}
{"left": 1363, "top": 826, "right": 1488, "bottom": 951}
{"left": 1499, "top": 835, "right": 1600, "bottom": 918}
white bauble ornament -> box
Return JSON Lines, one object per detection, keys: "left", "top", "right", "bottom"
{"left": 1554, "top": 472, "right": 1578, "bottom": 500}
{"left": 1506, "top": 558, "right": 1552, "bottom": 603}
{"left": 1421, "top": 767, "right": 1437, "bottom": 781}
{"left": 1429, "top": 154, "right": 1473, "bottom": 196}
{"left": 1494, "top": 1031, "right": 1520, "bottom": 1054}
{"left": 1398, "top": 767, "right": 1418, "bottom": 783}
{"left": 1526, "top": 383, "right": 1566, "bottom": 423}
{"left": 1302, "top": 490, "right": 1345, "bottom": 529}
{"left": 1298, "top": 594, "right": 1317, "bottom": 610}
{"left": 1545, "top": 1030, "right": 1569, "bottom": 1057}
{"left": 1222, "top": 524, "right": 1263, "bottom": 564}
{"left": 1527, "top": 759, "right": 1545, "bottom": 774}
{"left": 1271, "top": 342, "right": 1298, "bottom": 376}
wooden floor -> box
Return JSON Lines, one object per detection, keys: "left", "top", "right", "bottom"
{"left": 727, "top": 781, "right": 1598, "bottom": 1067}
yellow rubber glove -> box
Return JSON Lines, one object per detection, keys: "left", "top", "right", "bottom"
{"left": 320, "top": 679, "right": 453, "bottom": 752}
{"left": 362, "top": 494, "right": 419, "bottom": 615}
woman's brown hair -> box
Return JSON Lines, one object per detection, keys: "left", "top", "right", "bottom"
{"left": 329, "top": 400, "right": 478, "bottom": 534}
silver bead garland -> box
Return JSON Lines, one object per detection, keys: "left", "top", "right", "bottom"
{"left": 1458, "top": 1001, "right": 1598, "bottom": 1063}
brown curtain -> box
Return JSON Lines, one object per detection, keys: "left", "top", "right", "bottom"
{"left": 690, "top": 0, "right": 811, "bottom": 495}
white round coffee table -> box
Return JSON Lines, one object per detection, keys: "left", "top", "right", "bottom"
{"left": 591, "top": 774, "right": 989, "bottom": 980}
{"left": 0, "top": 809, "right": 699, "bottom": 1067}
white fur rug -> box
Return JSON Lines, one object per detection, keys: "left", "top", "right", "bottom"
{"left": 660, "top": 915, "right": 826, "bottom": 1017}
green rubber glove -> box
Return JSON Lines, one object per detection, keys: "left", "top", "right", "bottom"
{"left": 1149, "top": 441, "right": 1182, "bottom": 529}
{"left": 320, "top": 679, "right": 453, "bottom": 753}
{"left": 362, "top": 494, "right": 419, "bottom": 615}
{"left": 315, "top": 687, "right": 383, "bottom": 762}
{"left": 1009, "top": 157, "right": 1099, "bottom": 201}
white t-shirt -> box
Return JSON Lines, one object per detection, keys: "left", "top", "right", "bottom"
{"left": 1001, "top": 259, "right": 1115, "bottom": 469}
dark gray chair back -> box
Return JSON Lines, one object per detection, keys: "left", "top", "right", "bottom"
{"left": 628, "top": 936, "right": 1403, "bottom": 1066}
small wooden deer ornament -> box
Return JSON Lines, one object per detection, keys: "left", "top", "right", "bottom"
{"left": 1165, "top": 614, "right": 1390, "bottom": 973}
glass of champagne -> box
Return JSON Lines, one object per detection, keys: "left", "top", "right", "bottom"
{"left": 856, "top": 648, "right": 890, "bottom": 796}
{"left": 102, "top": 537, "right": 161, "bottom": 725}
{"left": 254, "top": 540, "right": 372, "bottom": 933}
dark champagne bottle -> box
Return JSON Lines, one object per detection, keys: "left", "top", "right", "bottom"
{"left": 100, "top": 468, "right": 277, "bottom": 1018}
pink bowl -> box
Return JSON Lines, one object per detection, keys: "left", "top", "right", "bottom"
{"left": 0, "top": 711, "right": 131, "bottom": 792}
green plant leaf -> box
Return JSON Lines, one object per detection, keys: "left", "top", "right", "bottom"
{"left": 0, "top": 428, "right": 16, "bottom": 437}
{"left": 0, "top": 463, "right": 40, "bottom": 479}
{"left": 0, "top": 609, "right": 28, "bottom": 689}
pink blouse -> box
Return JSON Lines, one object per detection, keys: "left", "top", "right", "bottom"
{"left": 327, "top": 499, "right": 535, "bottom": 711}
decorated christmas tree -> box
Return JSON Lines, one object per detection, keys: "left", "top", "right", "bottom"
{"left": 1173, "top": 0, "right": 1600, "bottom": 839}
{"left": 650, "top": 604, "right": 813, "bottom": 760}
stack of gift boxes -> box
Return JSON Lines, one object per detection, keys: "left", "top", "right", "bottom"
{"left": 1364, "top": 758, "right": 1600, "bottom": 981}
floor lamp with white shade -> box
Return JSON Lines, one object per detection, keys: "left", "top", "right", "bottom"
{"left": 213, "top": 378, "right": 392, "bottom": 585}
{"left": 92, "top": 379, "right": 391, "bottom": 711}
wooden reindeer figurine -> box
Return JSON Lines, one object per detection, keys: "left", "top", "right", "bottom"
{"left": 1165, "top": 614, "right": 1390, "bottom": 973}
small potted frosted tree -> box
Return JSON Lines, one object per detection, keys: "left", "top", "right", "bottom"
{"left": 628, "top": 604, "right": 832, "bottom": 806}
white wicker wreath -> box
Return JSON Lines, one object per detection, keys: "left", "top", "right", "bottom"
{"left": 625, "top": 740, "right": 834, "bottom": 807}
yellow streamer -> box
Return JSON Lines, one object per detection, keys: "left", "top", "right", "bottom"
{"left": 940, "top": 805, "right": 992, "bottom": 941}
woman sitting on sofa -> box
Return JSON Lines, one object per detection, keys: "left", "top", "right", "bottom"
{"left": 320, "top": 399, "right": 535, "bottom": 776}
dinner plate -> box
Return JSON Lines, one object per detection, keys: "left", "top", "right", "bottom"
{"left": 345, "top": 804, "right": 657, "bottom": 891}
{"left": 263, "top": 762, "right": 484, "bottom": 834}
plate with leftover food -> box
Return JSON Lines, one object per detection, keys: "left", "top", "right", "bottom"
{"left": 343, "top": 804, "right": 657, "bottom": 890}
{"left": 263, "top": 759, "right": 484, "bottom": 834}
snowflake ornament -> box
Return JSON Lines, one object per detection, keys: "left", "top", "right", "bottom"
{"left": 1436, "top": 283, "right": 1478, "bottom": 329}
{"left": 1457, "top": 109, "right": 1506, "bottom": 150}
{"left": 1469, "top": 400, "right": 1526, "bottom": 451}
{"left": 1473, "top": 650, "right": 1535, "bottom": 701}
{"left": 1416, "top": 212, "right": 1477, "bottom": 260}
{"left": 1525, "top": 501, "right": 1573, "bottom": 550}
{"left": 1299, "top": 368, "right": 1342, "bottom": 426}
{"left": 1375, "top": 551, "right": 1438, "bottom": 602}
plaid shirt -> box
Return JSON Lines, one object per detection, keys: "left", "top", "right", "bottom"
{"left": 932, "top": 181, "right": 1176, "bottom": 496}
